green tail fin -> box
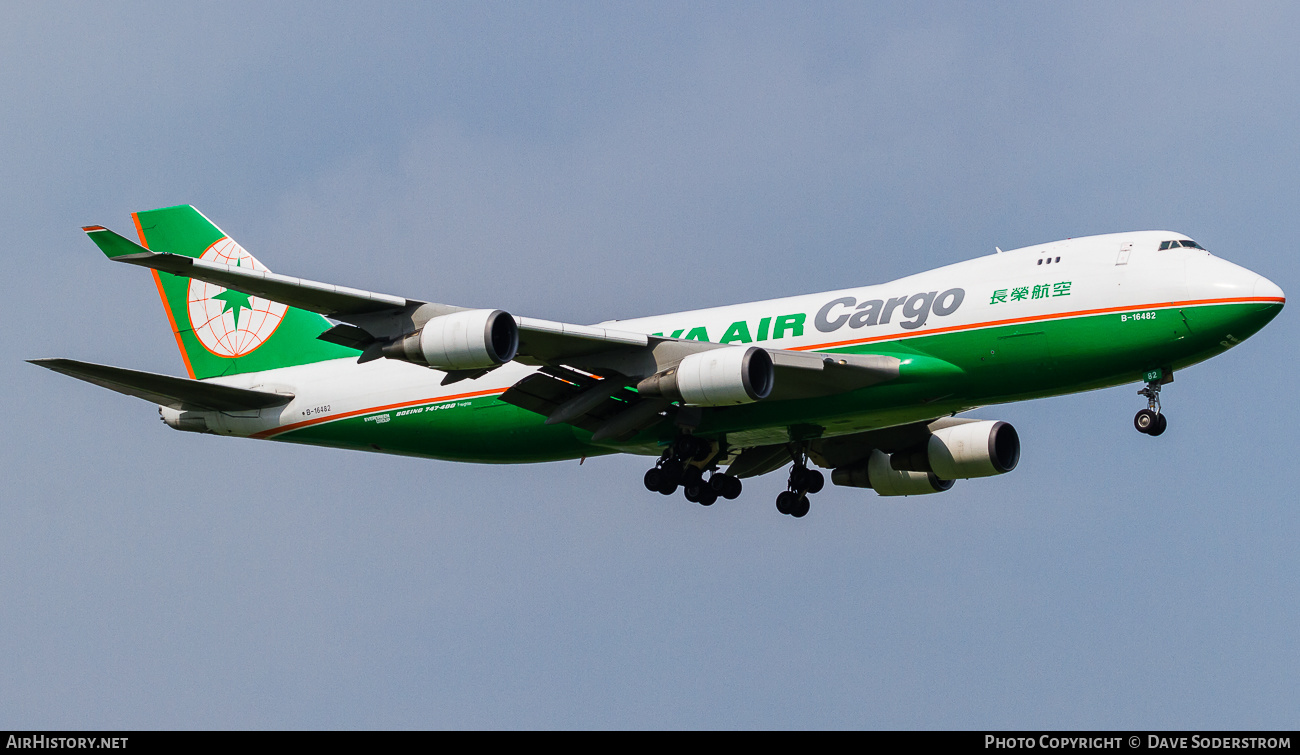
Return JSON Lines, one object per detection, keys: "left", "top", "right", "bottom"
{"left": 130, "top": 205, "right": 356, "bottom": 379}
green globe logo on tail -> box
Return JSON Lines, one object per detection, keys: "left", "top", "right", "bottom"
{"left": 187, "top": 238, "right": 288, "bottom": 357}
{"left": 90, "top": 204, "right": 362, "bottom": 379}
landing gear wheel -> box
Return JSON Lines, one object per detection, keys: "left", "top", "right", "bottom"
{"left": 788, "top": 464, "right": 824, "bottom": 493}
{"left": 709, "top": 473, "right": 743, "bottom": 500}
{"left": 696, "top": 487, "right": 718, "bottom": 506}
{"left": 1135, "top": 372, "right": 1171, "bottom": 438}
{"left": 783, "top": 453, "right": 819, "bottom": 518}
{"left": 1134, "top": 409, "right": 1158, "bottom": 434}
{"left": 647, "top": 435, "right": 726, "bottom": 499}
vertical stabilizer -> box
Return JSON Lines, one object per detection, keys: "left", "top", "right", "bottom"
{"left": 131, "top": 205, "right": 355, "bottom": 379}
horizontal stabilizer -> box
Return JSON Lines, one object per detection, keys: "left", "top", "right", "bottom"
{"left": 29, "top": 358, "right": 293, "bottom": 411}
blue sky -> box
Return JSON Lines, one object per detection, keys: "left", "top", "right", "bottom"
{"left": 2, "top": 2, "right": 1297, "bottom": 728}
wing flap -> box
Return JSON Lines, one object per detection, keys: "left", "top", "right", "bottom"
{"left": 499, "top": 368, "right": 648, "bottom": 434}
{"left": 501, "top": 374, "right": 609, "bottom": 433}
{"left": 30, "top": 358, "right": 293, "bottom": 411}
{"left": 726, "top": 445, "right": 795, "bottom": 479}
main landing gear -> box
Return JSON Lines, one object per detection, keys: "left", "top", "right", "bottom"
{"left": 641, "top": 436, "right": 827, "bottom": 519}
{"left": 643, "top": 436, "right": 743, "bottom": 506}
{"left": 775, "top": 454, "right": 824, "bottom": 519}
{"left": 1134, "top": 371, "right": 1169, "bottom": 437}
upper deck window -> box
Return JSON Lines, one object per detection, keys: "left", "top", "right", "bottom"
{"left": 1159, "top": 239, "right": 1206, "bottom": 251}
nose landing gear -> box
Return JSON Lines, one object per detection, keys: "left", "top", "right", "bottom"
{"left": 1134, "top": 369, "right": 1170, "bottom": 436}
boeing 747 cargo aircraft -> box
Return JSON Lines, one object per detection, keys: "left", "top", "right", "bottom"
{"left": 33, "top": 206, "right": 1284, "bottom": 517}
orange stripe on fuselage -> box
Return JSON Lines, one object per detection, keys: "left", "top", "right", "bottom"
{"left": 254, "top": 294, "right": 1284, "bottom": 440}
{"left": 790, "top": 295, "right": 1286, "bottom": 352}
{"left": 252, "top": 387, "right": 505, "bottom": 439}
{"left": 133, "top": 212, "right": 197, "bottom": 380}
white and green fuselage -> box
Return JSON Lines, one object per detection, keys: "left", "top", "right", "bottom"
{"left": 157, "top": 230, "right": 1282, "bottom": 463}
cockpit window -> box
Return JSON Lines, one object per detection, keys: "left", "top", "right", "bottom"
{"left": 1159, "top": 239, "right": 1206, "bottom": 251}
{"left": 1181, "top": 239, "right": 1205, "bottom": 250}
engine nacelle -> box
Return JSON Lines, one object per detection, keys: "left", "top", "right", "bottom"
{"left": 929, "top": 420, "right": 1019, "bottom": 478}
{"left": 383, "top": 309, "right": 519, "bottom": 370}
{"left": 891, "top": 420, "right": 1020, "bottom": 479}
{"left": 832, "top": 449, "right": 953, "bottom": 496}
{"left": 636, "top": 346, "right": 774, "bottom": 406}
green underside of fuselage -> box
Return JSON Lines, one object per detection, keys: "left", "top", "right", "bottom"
{"left": 273, "top": 301, "right": 1282, "bottom": 463}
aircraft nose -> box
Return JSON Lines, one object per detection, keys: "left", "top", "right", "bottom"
{"left": 1187, "top": 254, "right": 1277, "bottom": 302}
{"left": 1254, "top": 273, "right": 1285, "bottom": 303}
{"left": 1183, "top": 254, "right": 1284, "bottom": 344}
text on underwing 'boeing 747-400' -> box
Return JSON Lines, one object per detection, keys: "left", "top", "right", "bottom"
{"left": 33, "top": 206, "right": 1284, "bottom": 517}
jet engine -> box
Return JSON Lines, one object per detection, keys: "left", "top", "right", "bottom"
{"left": 890, "top": 420, "right": 1020, "bottom": 479}
{"left": 382, "top": 309, "right": 519, "bottom": 370}
{"left": 830, "top": 420, "right": 1020, "bottom": 496}
{"left": 637, "top": 346, "right": 774, "bottom": 406}
{"left": 831, "top": 449, "right": 954, "bottom": 496}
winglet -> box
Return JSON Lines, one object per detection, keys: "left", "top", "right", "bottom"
{"left": 82, "top": 225, "right": 154, "bottom": 260}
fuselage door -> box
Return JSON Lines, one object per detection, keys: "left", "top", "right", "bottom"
{"left": 1116, "top": 242, "right": 1133, "bottom": 266}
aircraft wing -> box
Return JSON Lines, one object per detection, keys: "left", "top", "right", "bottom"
{"left": 498, "top": 365, "right": 653, "bottom": 441}
{"left": 84, "top": 225, "right": 651, "bottom": 363}
{"left": 765, "top": 350, "right": 898, "bottom": 400}
{"left": 29, "top": 358, "right": 293, "bottom": 411}
{"left": 83, "top": 226, "right": 417, "bottom": 317}
{"left": 84, "top": 223, "right": 906, "bottom": 434}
